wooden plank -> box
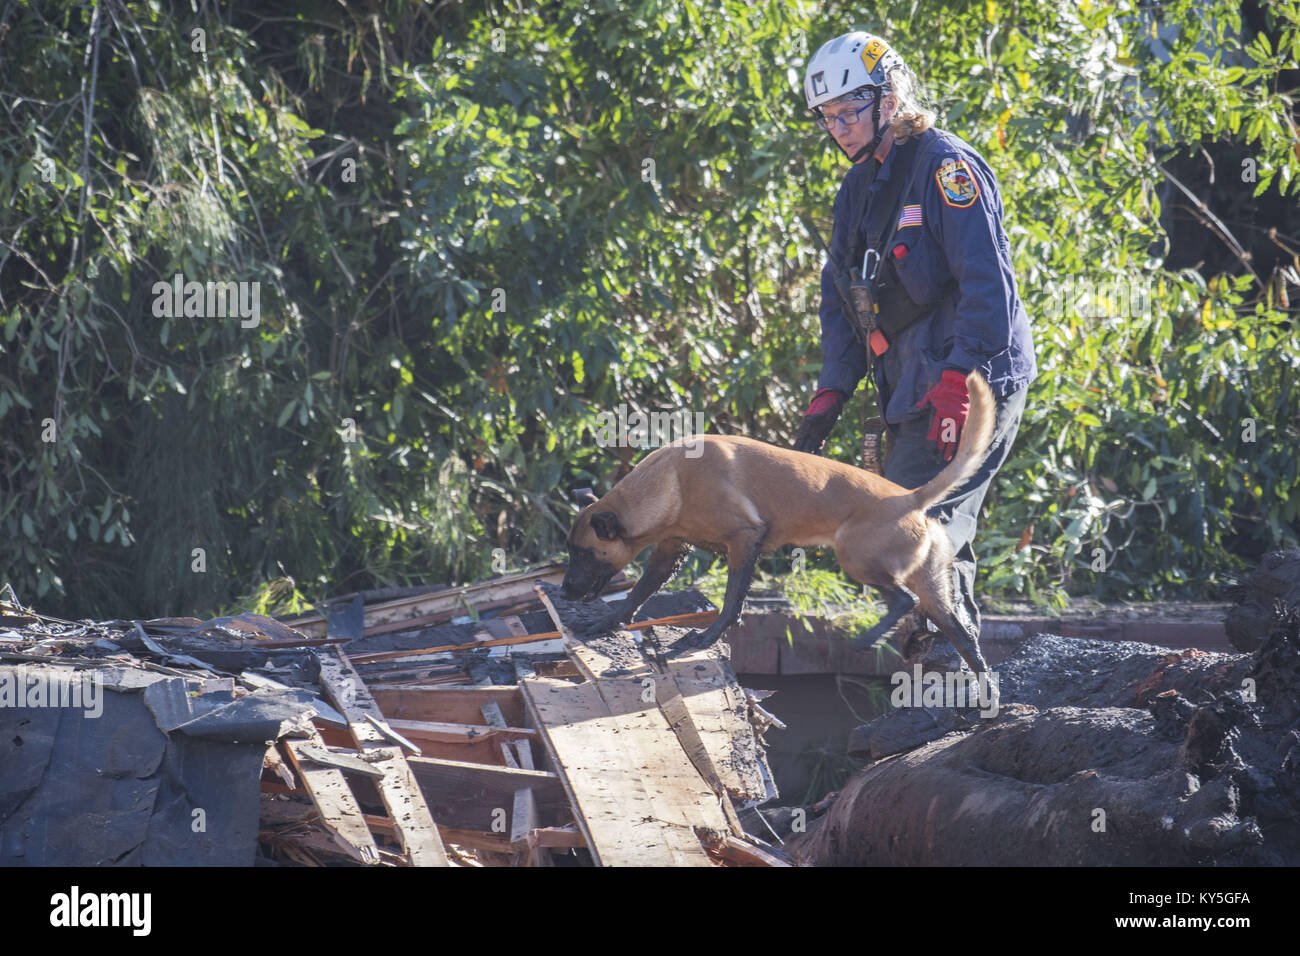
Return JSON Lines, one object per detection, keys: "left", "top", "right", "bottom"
{"left": 533, "top": 587, "right": 735, "bottom": 855}
{"left": 699, "top": 832, "right": 792, "bottom": 867}
{"left": 384, "top": 717, "right": 538, "bottom": 744}
{"left": 283, "top": 566, "right": 576, "bottom": 637}
{"left": 371, "top": 685, "right": 525, "bottom": 726}
{"left": 354, "top": 662, "right": 462, "bottom": 680}
{"left": 521, "top": 677, "right": 655, "bottom": 866}
{"left": 283, "top": 736, "right": 381, "bottom": 865}
{"left": 659, "top": 650, "right": 771, "bottom": 804}
{"left": 597, "top": 676, "right": 733, "bottom": 837}
{"left": 359, "top": 669, "right": 469, "bottom": 686}
{"left": 364, "top": 712, "right": 422, "bottom": 755}
{"left": 347, "top": 610, "right": 718, "bottom": 664}
{"left": 655, "top": 684, "right": 745, "bottom": 837}
{"left": 406, "top": 755, "right": 561, "bottom": 799}
{"left": 291, "top": 743, "right": 386, "bottom": 778}
{"left": 434, "top": 826, "right": 514, "bottom": 854}
{"left": 539, "top": 587, "right": 764, "bottom": 825}
{"left": 375, "top": 720, "right": 534, "bottom": 768}
{"left": 317, "top": 649, "right": 450, "bottom": 867}
{"left": 529, "top": 825, "right": 588, "bottom": 849}
{"left": 499, "top": 686, "right": 542, "bottom": 862}
{"left": 510, "top": 787, "right": 537, "bottom": 846}
{"left": 513, "top": 738, "right": 535, "bottom": 770}
{"left": 534, "top": 586, "right": 649, "bottom": 682}
{"left": 481, "top": 702, "right": 520, "bottom": 768}
{"left": 399, "top": 735, "right": 514, "bottom": 767}
{"left": 355, "top": 591, "right": 552, "bottom": 637}
{"left": 522, "top": 676, "right": 722, "bottom": 866}
{"left": 264, "top": 742, "right": 296, "bottom": 788}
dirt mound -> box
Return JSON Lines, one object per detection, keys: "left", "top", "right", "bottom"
{"left": 788, "top": 607, "right": 1300, "bottom": 865}
{"left": 1225, "top": 549, "right": 1300, "bottom": 652}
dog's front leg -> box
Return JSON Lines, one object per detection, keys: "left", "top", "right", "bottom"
{"left": 690, "top": 526, "right": 768, "bottom": 648}
{"left": 586, "top": 539, "right": 691, "bottom": 633}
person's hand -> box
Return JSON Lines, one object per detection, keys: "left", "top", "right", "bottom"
{"left": 793, "top": 388, "right": 845, "bottom": 454}
{"left": 915, "top": 370, "right": 970, "bottom": 461}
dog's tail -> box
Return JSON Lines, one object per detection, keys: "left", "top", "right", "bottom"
{"left": 905, "top": 370, "right": 997, "bottom": 514}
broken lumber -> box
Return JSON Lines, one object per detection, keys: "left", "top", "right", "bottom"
{"left": 536, "top": 583, "right": 774, "bottom": 808}
{"left": 346, "top": 609, "right": 719, "bottom": 664}
{"left": 317, "top": 649, "right": 450, "bottom": 866}
{"left": 282, "top": 735, "right": 382, "bottom": 865}
{"left": 521, "top": 675, "right": 728, "bottom": 866}
{"left": 282, "top": 566, "right": 594, "bottom": 638}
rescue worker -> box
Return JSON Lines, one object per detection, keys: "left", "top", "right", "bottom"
{"left": 793, "top": 31, "right": 1037, "bottom": 656}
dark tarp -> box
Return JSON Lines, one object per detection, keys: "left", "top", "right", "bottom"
{"left": 0, "top": 665, "right": 318, "bottom": 866}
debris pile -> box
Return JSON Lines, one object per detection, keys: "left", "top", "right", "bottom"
{"left": 1, "top": 566, "right": 789, "bottom": 867}
{"left": 1225, "top": 548, "right": 1300, "bottom": 652}
{"left": 786, "top": 551, "right": 1300, "bottom": 866}
{"left": 0, "top": 603, "right": 338, "bottom": 865}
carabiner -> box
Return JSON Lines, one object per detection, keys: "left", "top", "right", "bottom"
{"left": 861, "top": 247, "right": 880, "bottom": 282}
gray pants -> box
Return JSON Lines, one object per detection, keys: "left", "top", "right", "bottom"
{"left": 881, "top": 386, "right": 1029, "bottom": 637}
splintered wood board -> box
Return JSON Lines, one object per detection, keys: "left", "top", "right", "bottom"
{"left": 317, "top": 649, "right": 450, "bottom": 867}
{"left": 522, "top": 676, "right": 726, "bottom": 867}
{"left": 283, "top": 565, "right": 630, "bottom": 637}
{"left": 536, "top": 586, "right": 772, "bottom": 805}
{"left": 534, "top": 585, "right": 653, "bottom": 683}
{"left": 658, "top": 649, "right": 771, "bottom": 803}
{"left": 371, "top": 686, "right": 527, "bottom": 725}
{"left": 282, "top": 735, "right": 381, "bottom": 865}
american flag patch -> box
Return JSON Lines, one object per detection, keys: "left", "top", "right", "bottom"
{"left": 897, "top": 204, "right": 923, "bottom": 228}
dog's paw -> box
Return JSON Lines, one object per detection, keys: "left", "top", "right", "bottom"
{"left": 666, "top": 630, "right": 710, "bottom": 653}
{"left": 576, "top": 611, "right": 624, "bottom": 635}
{"left": 687, "top": 629, "right": 722, "bottom": 649}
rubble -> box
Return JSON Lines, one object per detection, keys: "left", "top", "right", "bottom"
{"left": 0, "top": 566, "right": 788, "bottom": 867}
{"left": 787, "top": 589, "right": 1300, "bottom": 866}
{"left": 1225, "top": 549, "right": 1300, "bottom": 652}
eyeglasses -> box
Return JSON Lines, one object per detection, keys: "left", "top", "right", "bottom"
{"left": 814, "top": 99, "right": 875, "bottom": 131}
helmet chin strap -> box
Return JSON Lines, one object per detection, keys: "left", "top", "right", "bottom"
{"left": 831, "top": 88, "right": 887, "bottom": 164}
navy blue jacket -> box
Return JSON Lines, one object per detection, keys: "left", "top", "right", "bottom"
{"left": 817, "top": 127, "right": 1037, "bottom": 424}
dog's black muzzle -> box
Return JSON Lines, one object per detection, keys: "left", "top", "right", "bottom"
{"left": 560, "top": 550, "right": 616, "bottom": 603}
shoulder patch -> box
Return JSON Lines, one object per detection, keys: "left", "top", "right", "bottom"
{"left": 935, "top": 159, "right": 980, "bottom": 208}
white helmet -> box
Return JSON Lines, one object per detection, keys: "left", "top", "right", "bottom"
{"left": 804, "top": 32, "right": 905, "bottom": 111}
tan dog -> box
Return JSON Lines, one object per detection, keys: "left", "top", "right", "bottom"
{"left": 560, "top": 371, "right": 996, "bottom": 680}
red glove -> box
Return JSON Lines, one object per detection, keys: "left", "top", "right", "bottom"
{"left": 805, "top": 387, "right": 842, "bottom": 417}
{"left": 916, "top": 370, "right": 970, "bottom": 461}
{"left": 793, "top": 388, "right": 845, "bottom": 454}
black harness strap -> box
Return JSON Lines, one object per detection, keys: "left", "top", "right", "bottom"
{"left": 849, "top": 136, "right": 921, "bottom": 277}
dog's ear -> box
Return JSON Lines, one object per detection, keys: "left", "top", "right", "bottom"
{"left": 590, "top": 511, "right": 624, "bottom": 540}
{"left": 573, "top": 487, "right": 598, "bottom": 507}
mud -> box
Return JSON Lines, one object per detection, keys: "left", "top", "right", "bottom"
{"left": 1225, "top": 549, "right": 1300, "bottom": 652}
{"left": 536, "top": 582, "right": 718, "bottom": 675}
{"left": 788, "top": 604, "right": 1300, "bottom": 866}
{"left": 345, "top": 621, "right": 482, "bottom": 654}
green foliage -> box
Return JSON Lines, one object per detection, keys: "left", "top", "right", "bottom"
{"left": 0, "top": 0, "right": 1295, "bottom": 617}
{"left": 690, "top": 559, "right": 886, "bottom": 639}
